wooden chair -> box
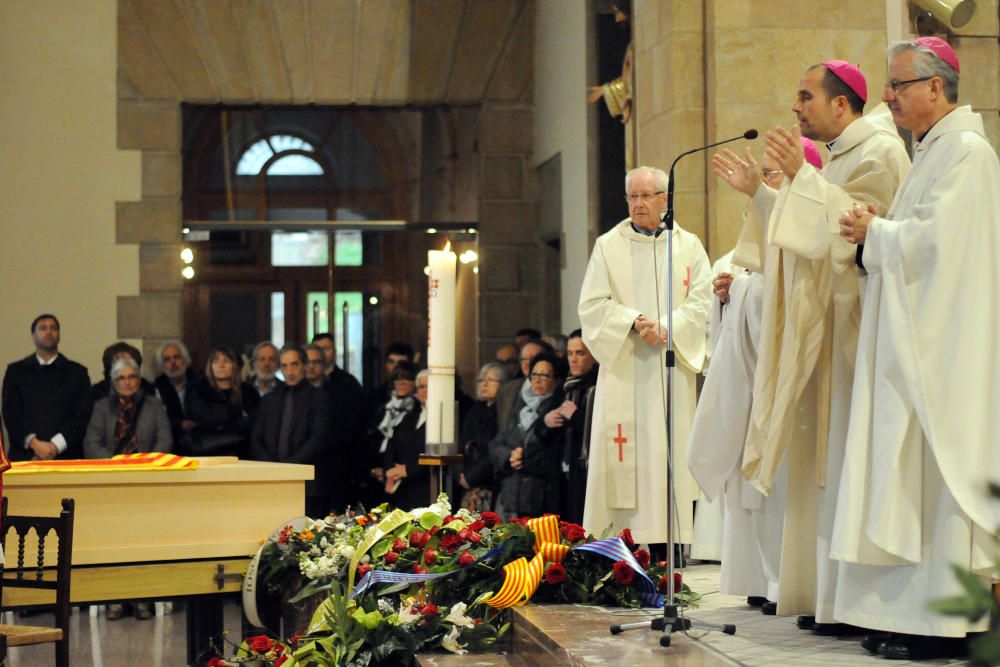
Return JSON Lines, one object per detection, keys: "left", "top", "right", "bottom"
{"left": 0, "top": 497, "right": 75, "bottom": 667}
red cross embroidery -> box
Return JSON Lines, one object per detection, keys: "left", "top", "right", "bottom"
{"left": 683, "top": 266, "right": 690, "bottom": 297}
{"left": 614, "top": 423, "right": 628, "bottom": 463}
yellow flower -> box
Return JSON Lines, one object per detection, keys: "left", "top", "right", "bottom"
{"left": 300, "top": 530, "right": 314, "bottom": 541}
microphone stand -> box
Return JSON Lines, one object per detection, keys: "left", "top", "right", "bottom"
{"left": 609, "top": 131, "right": 757, "bottom": 647}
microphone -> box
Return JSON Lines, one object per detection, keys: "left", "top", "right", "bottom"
{"left": 655, "top": 129, "right": 757, "bottom": 237}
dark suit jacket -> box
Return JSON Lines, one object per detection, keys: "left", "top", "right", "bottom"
{"left": 2, "top": 353, "right": 93, "bottom": 461}
{"left": 249, "top": 382, "right": 331, "bottom": 498}
{"left": 382, "top": 408, "right": 431, "bottom": 511}
{"left": 153, "top": 370, "right": 197, "bottom": 446}
{"left": 323, "top": 366, "right": 364, "bottom": 509}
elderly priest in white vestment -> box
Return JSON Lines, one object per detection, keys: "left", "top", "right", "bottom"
{"left": 834, "top": 37, "right": 1000, "bottom": 662}
{"left": 579, "top": 166, "right": 712, "bottom": 546}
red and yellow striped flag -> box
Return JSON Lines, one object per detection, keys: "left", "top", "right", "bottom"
{"left": 8, "top": 452, "right": 199, "bottom": 474}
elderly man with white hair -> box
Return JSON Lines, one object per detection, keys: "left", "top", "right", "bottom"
{"left": 579, "top": 165, "right": 712, "bottom": 547}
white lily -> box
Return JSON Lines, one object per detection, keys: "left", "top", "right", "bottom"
{"left": 441, "top": 625, "right": 467, "bottom": 654}
{"left": 443, "top": 602, "right": 475, "bottom": 628}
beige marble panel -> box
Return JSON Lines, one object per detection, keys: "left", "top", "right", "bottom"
{"left": 129, "top": 0, "right": 217, "bottom": 101}
{"left": 448, "top": 2, "right": 520, "bottom": 102}
{"left": 481, "top": 109, "right": 534, "bottom": 153}
{"left": 676, "top": 190, "right": 709, "bottom": 243}
{"left": 236, "top": 1, "right": 292, "bottom": 102}
{"left": 710, "top": 0, "right": 753, "bottom": 29}
{"left": 141, "top": 151, "right": 181, "bottom": 199}
{"left": 480, "top": 293, "right": 538, "bottom": 337}
{"left": 671, "top": 32, "right": 706, "bottom": 110}
{"left": 650, "top": 41, "right": 673, "bottom": 119}
{"left": 945, "top": 0, "right": 998, "bottom": 37}
{"left": 480, "top": 246, "right": 523, "bottom": 292}
{"left": 118, "top": 0, "right": 178, "bottom": 100}
{"left": 955, "top": 37, "right": 1000, "bottom": 110}
{"left": 181, "top": 0, "right": 255, "bottom": 101}
{"left": 116, "top": 200, "right": 181, "bottom": 245}
{"left": 981, "top": 109, "right": 999, "bottom": 151}
{"left": 487, "top": 0, "right": 534, "bottom": 102}
{"left": 635, "top": 45, "right": 656, "bottom": 127}
{"left": 117, "top": 100, "right": 181, "bottom": 151}
{"left": 272, "top": 0, "right": 313, "bottom": 102}
{"left": 633, "top": 0, "right": 659, "bottom": 52}
{"left": 408, "top": 0, "right": 464, "bottom": 102}
{"left": 482, "top": 156, "right": 524, "bottom": 200}
{"left": 372, "top": 0, "right": 412, "bottom": 103}
{"left": 139, "top": 244, "right": 183, "bottom": 292}
{"left": 309, "top": 0, "right": 356, "bottom": 103}
{"left": 747, "top": 0, "right": 885, "bottom": 28}
{"left": 117, "top": 293, "right": 182, "bottom": 339}
{"left": 477, "top": 201, "right": 538, "bottom": 245}
{"left": 118, "top": 70, "right": 142, "bottom": 100}
{"left": 662, "top": 0, "right": 704, "bottom": 33}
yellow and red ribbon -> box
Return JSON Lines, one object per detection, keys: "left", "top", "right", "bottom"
{"left": 484, "top": 515, "right": 568, "bottom": 609}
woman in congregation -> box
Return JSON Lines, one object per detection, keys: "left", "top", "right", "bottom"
{"left": 457, "top": 361, "right": 508, "bottom": 511}
{"left": 361, "top": 360, "right": 420, "bottom": 508}
{"left": 83, "top": 356, "right": 172, "bottom": 621}
{"left": 489, "top": 352, "right": 567, "bottom": 519}
{"left": 187, "top": 346, "right": 254, "bottom": 458}
{"left": 383, "top": 369, "right": 432, "bottom": 510}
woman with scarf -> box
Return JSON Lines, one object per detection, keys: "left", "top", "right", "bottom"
{"left": 83, "top": 356, "right": 171, "bottom": 621}
{"left": 360, "top": 360, "right": 419, "bottom": 509}
{"left": 383, "top": 369, "right": 432, "bottom": 510}
{"left": 489, "top": 352, "right": 567, "bottom": 519}
{"left": 188, "top": 346, "right": 255, "bottom": 458}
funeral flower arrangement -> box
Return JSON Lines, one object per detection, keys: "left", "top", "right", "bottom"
{"left": 225, "top": 494, "right": 699, "bottom": 666}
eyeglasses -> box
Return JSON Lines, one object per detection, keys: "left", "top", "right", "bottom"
{"left": 885, "top": 77, "right": 933, "bottom": 93}
{"left": 625, "top": 191, "right": 665, "bottom": 204}
{"left": 760, "top": 168, "right": 782, "bottom": 179}
{"left": 529, "top": 372, "right": 553, "bottom": 380}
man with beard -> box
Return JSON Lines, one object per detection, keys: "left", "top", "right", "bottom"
{"left": 153, "top": 340, "right": 198, "bottom": 450}
{"left": 2, "top": 314, "right": 92, "bottom": 460}
{"left": 249, "top": 341, "right": 282, "bottom": 398}
{"left": 550, "top": 329, "right": 598, "bottom": 524}
{"left": 714, "top": 60, "right": 909, "bottom": 633}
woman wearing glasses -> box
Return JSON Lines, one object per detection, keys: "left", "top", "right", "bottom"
{"left": 489, "top": 352, "right": 568, "bottom": 519}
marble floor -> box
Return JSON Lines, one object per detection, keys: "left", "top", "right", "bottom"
{"left": 4, "top": 564, "right": 975, "bottom": 667}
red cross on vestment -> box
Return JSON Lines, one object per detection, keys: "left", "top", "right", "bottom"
{"left": 683, "top": 266, "right": 691, "bottom": 297}
{"left": 613, "top": 423, "right": 628, "bottom": 463}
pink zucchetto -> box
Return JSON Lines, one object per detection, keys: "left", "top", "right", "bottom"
{"left": 915, "top": 36, "right": 960, "bottom": 72}
{"left": 800, "top": 137, "right": 823, "bottom": 170}
{"left": 822, "top": 60, "right": 868, "bottom": 103}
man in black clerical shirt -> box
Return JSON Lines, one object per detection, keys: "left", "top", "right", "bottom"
{"left": 250, "top": 345, "right": 331, "bottom": 517}
{"left": 2, "top": 314, "right": 92, "bottom": 461}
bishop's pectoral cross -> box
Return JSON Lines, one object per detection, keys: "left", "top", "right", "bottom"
{"left": 614, "top": 423, "right": 628, "bottom": 463}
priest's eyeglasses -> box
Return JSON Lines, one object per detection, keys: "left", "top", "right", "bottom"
{"left": 885, "top": 77, "right": 933, "bottom": 93}
{"left": 625, "top": 191, "right": 665, "bottom": 203}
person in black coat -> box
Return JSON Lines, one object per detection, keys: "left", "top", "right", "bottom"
{"left": 152, "top": 340, "right": 199, "bottom": 451}
{"left": 489, "top": 353, "right": 568, "bottom": 519}
{"left": 457, "top": 362, "right": 509, "bottom": 511}
{"left": 188, "top": 346, "right": 254, "bottom": 458}
{"left": 2, "top": 314, "right": 92, "bottom": 461}
{"left": 250, "top": 345, "right": 332, "bottom": 518}
{"left": 383, "top": 369, "right": 432, "bottom": 511}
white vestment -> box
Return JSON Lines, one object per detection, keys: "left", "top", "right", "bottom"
{"left": 580, "top": 219, "right": 712, "bottom": 545}
{"left": 734, "top": 107, "right": 911, "bottom": 617}
{"left": 831, "top": 106, "right": 1000, "bottom": 636}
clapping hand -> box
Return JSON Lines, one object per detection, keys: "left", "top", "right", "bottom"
{"left": 712, "top": 147, "right": 761, "bottom": 197}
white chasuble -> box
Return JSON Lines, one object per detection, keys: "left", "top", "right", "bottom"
{"left": 830, "top": 106, "right": 1000, "bottom": 636}
{"left": 580, "top": 220, "right": 712, "bottom": 545}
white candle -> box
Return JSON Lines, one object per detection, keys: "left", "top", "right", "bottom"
{"left": 427, "top": 243, "right": 457, "bottom": 447}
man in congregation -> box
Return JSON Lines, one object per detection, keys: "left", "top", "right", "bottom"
{"left": 250, "top": 345, "right": 332, "bottom": 518}
{"left": 834, "top": 37, "right": 999, "bottom": 660}
{"left": 153, "top": 340, "right": 198, "bottom": 449}
{"left": 714, "top": 58, "right": 909, "bottom": 633}
{"left": 249, "top": 341, "right": 282, "bottom": 398}
{"left": 2, "top": 314, "right": 92, "bottom": 461}
{"left": 311, "top": 333, "right": 364, "bottom": 513}
{"left": 495, "top": 337, "right": 554, "bottom": 429}
{"left": 579, "top": 165, "right": 712, "bottom": 548}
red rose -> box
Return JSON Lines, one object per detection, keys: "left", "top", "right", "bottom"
{"left": 439, "top": 533, "right": 462, "bottom": 552}
{"left": 277, "top": 525, "right": 292, "bottom": 544}
{"left": 559, "top": 522, "right": 586, "bottom": 543}
{"left": 393, "top": 537, "right": 408, "bottom": 552}
{"left": 634, "top": 549, "right": 651, "bottom": 570}
{"left": 443, "top": 515, "right": 457, "bottom": 524}
{"left": 612, "top": 560, "right": 634, "bottom": 586}
{"left": 458, "top": 528, "right": 471, "bottom": 541}
{"left": 411, "top": 564, "right": 428, "bottom": 575}
{"left": 508, "top": 516, "right": 529, "bottom": 526}
{"left": 383, "top": 551, "right": 399, "bottom": 564}
{"left": 409, "top": 531, "right": 426, "bottom": 548}
{"left": 468, "top": 532, "right": 482, "bottom": 544}
{"left": 468, "top": 520, "right": 486, "bottom": 532}
{"left": 247, "top": 635, "right": 273, "bottom": 653}
{"left": 480, "top": 511, "right": 503, "bottom": 527}
{"left": 207, "top": 658, "right": 227, "bottom": 667}
{"left": 428, "top": 525, "right": 442, "bottom": 536}
{"left": 356, "top": 563, "right": 371, "bottom": 578}
{"left": 658, "top": 575, "right": 669, "bottom": 593}
{"left": 619, "top": 528, "right": 636, "bottom": 551}
{"left": 458, "top": 551, "right": 475, "bottom": 567}
{"left": 674, "top": 571, "right": 683, "bottom": 593}
{"left": 420, "top": 602, "right": 439, "bottom": 616}
{"left": 423, "top": 548, "right": 439, "bottom": 565}
{"left": 544, "top": 563, "right": 567, "bottom": 585}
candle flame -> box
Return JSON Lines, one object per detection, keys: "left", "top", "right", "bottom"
{"left": 443, "top": 240, "right": 452, "bottom": 253}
